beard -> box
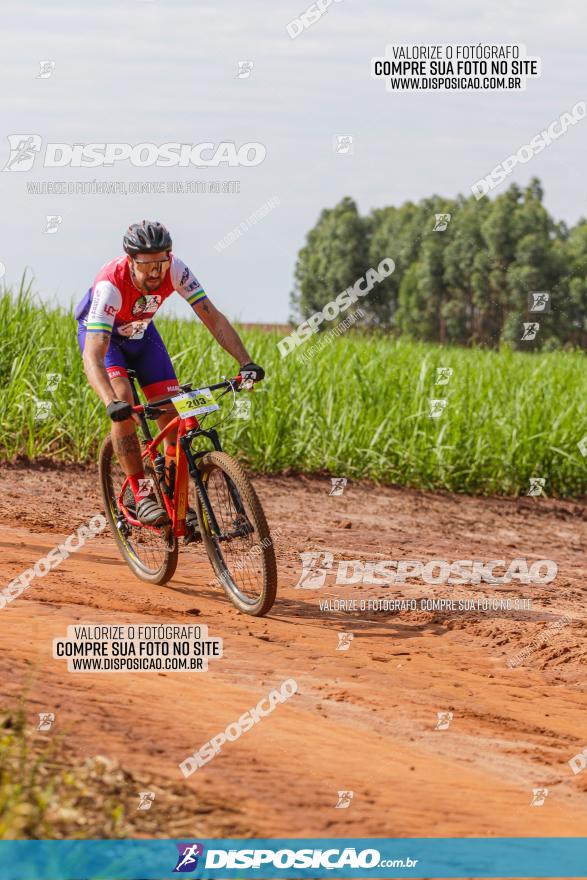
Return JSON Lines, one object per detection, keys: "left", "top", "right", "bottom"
{"left": 131, "top": 265, "right": 163, "bottom": 292}
{"left": 142, "top": 277, "right": 162, "bottom": 290}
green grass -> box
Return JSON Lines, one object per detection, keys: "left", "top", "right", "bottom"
{"left": 1, "top": 280, "right": 586, "bottom": 496}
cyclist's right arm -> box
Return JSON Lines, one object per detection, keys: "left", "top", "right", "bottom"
{"left": 82, "top": 280, "right": 121, "bottom": 405}
{"left": 82, "top": 332, "right": 116, "bottom": 405}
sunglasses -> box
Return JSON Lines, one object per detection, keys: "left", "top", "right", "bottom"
{"left": 133, "top": 258, "right": 170, "bottom": 273}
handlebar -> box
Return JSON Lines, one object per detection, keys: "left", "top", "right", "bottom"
{"left": 131, "top": 374, "right": 252, "bottom": 418}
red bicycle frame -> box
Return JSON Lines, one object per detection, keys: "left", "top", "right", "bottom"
{"left": 115, "top": 371, "right": 248, "bottom": 539}
{"left": 117, "top": 411, "right": 200, "bottom": 538}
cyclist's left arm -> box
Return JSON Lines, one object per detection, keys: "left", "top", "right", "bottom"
{"left": 194, "top": 296, "right": 252, "bottom": 368}
{"left": 172, "top": 256, "right": 251, "bottom": 368}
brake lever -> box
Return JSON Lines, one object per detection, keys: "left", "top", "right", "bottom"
{"left": 218, "top": 382, "right": 237, "bottom": 399}
{"left": 217, "top": 375, "right": 253, "bottom": 399}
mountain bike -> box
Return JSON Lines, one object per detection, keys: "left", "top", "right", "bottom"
{"left": 98, "top": 369, "right": 277, "bottom": 616}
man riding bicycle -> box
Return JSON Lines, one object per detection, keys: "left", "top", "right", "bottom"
{"left": 75, "top": 219, "right": 264, "bottom": 527}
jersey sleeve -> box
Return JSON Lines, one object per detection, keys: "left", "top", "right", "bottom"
{"left": 170, "top": 256, "right": 208, "bottom": 309}
{"left": 86, "top": 280, "right": 122, "bottom": 334}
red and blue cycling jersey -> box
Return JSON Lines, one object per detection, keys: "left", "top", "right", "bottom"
{"left": 75, "top": 254, "right": 208, "bottom": 399}
{"left": 78, "top": 253, "right": 207, "bottom": 340}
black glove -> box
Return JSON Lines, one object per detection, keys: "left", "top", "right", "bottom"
{"left": 240, "top": 362, "right": 265, "bottom": 383}
{"left": 106, "top": 398, "right": 133, "bottom": 422}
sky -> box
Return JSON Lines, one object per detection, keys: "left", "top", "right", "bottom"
{"left": 0, "top": 0, "right": 585, "bottom": 323}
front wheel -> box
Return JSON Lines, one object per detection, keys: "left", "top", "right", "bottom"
{"left": 194, "top": 452, "right": 277, "bottom": 616}
{"left": 99, "top": 434, "right": 178, "bottom": 585}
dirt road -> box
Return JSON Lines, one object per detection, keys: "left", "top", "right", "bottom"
{"left": 0, "top": 461, "right": 586, "bottom": 842}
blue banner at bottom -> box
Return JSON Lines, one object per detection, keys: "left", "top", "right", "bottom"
{"left": 0, "top": 838, "right": 584, "bottom": 879}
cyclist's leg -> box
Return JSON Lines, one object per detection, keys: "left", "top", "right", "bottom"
{"left": 77, "top": 322, "right": 140, "bottom": 474}
{"left": 78, "top": 323, "right": 167, "bottom": 525}
{"left": 107, "top": 371, "right": 144, "bottom": 477}
{"left": 106, "top": 367, "right": 169, "bottom": 525}
{"left": 87, "top": 331, "right": 144, "bottom": 479}
{"left": 128, "top": 324, "right": 199, "bottom": 529}
{"left": 128, "top": 323, "right": 180, "bottom": 451}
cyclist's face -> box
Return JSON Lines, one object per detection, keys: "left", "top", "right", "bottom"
{"left": 129, "top": 251, "right": 170, "bottom": 291}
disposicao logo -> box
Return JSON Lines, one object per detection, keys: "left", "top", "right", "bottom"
{"left": 2, "top": 136, "right": 266, "bottom": 170}
{"left": 173, "top": 842, "right": 205, "bottom": 873}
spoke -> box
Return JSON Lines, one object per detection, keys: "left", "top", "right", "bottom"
{"left": 109, "top": 456, "right": 168, "bottom": 573}
{"left": 205, "top": 469, "right": 264, "bottom": 603}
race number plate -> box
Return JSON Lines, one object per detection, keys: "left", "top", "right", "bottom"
{"left": 171, "top": 388, "right": 220, "bottom": 419}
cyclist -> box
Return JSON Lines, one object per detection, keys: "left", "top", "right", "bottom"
{"left": 75, "top": 220, "right": 264, "bottom": 527}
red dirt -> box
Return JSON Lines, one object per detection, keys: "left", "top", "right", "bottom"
{"left": 0, "top": 462, "right": 586, "bottom": 847}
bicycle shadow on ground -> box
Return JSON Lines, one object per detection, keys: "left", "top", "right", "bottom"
{"left": 264, "top": 595, "right": 572, "bottom": 642}
{"left": 260, "top": 595, "right": 445, "bottom": 641}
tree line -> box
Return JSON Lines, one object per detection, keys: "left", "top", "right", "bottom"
{"left": 291, "top": 178, "right": 587, "bottom": 349}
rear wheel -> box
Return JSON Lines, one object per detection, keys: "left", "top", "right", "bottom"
{"left": 195, "top": 452, "right": 277, "bottom": 616}
{"left": 99, "top": 434, "right": 178, "bottom": 585}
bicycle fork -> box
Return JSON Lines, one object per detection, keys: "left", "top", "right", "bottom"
{"left": 179, "top": 429, "right": 223, "bottom": 538}
{"left": 179, "top": 424, "right": 249, "bottom": 541}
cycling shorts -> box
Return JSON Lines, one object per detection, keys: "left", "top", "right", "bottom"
{"left": 77, "top": 316, "right": 180, "bottom": 400}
